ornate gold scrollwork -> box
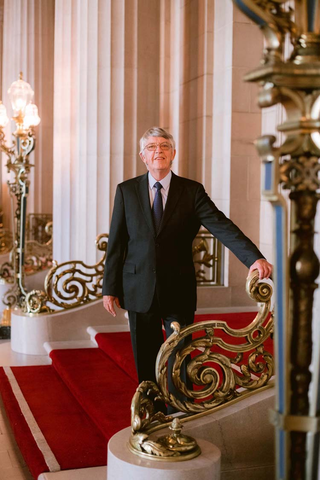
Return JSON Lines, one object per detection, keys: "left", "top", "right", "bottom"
{"left": 26, "top": 214, "right": 53, "bottom": 243}
{"left": 192, "top": 228, "right": 223, "bottom": 285}
{"left": 24, "top": 233, "right": 108, "bottom": 313}
{"left": 0, "top": 228, "right": 13, "bottom": 254}
{"left": 22, "top": 231, "right": 224, "bottom": 313}
{"left": 24, "top": 240, "right": 53, "bottom": 275}
{"left": 130, "top": 270, "right": 274, "bottom": 460}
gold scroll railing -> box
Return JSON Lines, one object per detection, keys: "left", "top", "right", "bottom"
{"left": 24, "top": 233, "right": 108, "bottom": 314}
{"left": 23, "top": 230, "right": 223, "bottom": 314}
{"left": 24, "top": 221, "right": 53, "bottom": 275}
{"left": 0, "top": 215, "right": 53, "bottom": 279}
{"left": 192, "top": 228, "right": 223, "bottom": 286}
{"left": 129, "top": 269, "right": 273, "bottom": 460}
{"left": 26, "top": 213, "right": 53, "bottom": 244}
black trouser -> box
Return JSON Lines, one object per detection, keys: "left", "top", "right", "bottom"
{"left": 128, "top": 297, "right": 194, "bottom": 410}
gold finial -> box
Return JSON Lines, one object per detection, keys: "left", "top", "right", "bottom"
{"left": 19, "top": 72, "right": 23, "bottom": 80}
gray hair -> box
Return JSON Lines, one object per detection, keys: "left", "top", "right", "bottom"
{"left": 139, "top": 127, "right": 176, "bottom": 153}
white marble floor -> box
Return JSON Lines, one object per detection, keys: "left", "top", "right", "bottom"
{"left": 0, "top": 340, "right": 51, "bottom": 480}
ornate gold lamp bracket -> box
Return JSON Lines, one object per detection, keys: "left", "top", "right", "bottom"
{"left": 232, "top": 1, "right": 320, "bottom": 478}
{"left": 0, "top": 73, "right": 41, "bottom": 309}
{"left": 129, "top": 271, "right": 273, "bottom": 460}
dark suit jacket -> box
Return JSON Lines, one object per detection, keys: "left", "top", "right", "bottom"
{"left": 102, "top": 172, "right": 264, "bottom": 313}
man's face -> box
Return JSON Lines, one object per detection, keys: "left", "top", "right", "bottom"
{"left": 139, "top": 136, "right": 176, "bottom": 179}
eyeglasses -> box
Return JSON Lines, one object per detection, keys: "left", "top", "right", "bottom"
{"left": 143, "top": 142, "right": 172, "bottom": 152}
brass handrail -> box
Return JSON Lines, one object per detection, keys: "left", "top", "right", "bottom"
{"left": 129, "top": 270, "right": 274, "bottom": 460}
{"left": 23, "top": 230, "right": 225, "bottom": 314}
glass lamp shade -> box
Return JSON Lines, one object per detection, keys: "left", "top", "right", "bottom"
{"left": 24, "top": 103, "right": 41, "bottom": 128}
{"left": 0, "top": 103, "right": 9, "bottom": 127}
{"left": 8, "top": 77, "right": 34, "bottom": 115}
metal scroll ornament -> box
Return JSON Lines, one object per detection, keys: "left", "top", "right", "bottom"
{"left": 0, "top": 127, "right": 35, "bottom": 309}
{"left": 25, "top": 233, "right": 108, "bottom": 313}
{"left": 23, "top": 231, "right": 223, "bottom": 314}
{"left": 232, "top": 1, "right": 320, "bottom": 479}
{"left": 129, "top": 270, "right": 273, "bottom": 460}
{"left": 192, "top": 228, "right": 223, "bottom": 285}
{"left": 24, "top": 220, "right": 53, "bottom": 275}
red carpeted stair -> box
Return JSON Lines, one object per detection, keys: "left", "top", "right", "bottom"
{"left": 49, "top": 348, "right": 137, "bottom": 440}
{"left": 95, "top": 332, "right": 138, "bottom": 382}
{"left": 0, "top": 311, "right": 273, "bottom": 479}
{"left": 0, "top": 346, "right": 138, "bottom": 479}
{"left": 0, "top": 365, "right": 108, "bottom": 479}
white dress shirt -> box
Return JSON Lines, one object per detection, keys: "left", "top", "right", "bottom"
{"left": 148, "top": 171, "right": 172, "bottom": 210}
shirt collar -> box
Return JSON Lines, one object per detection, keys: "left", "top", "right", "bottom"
{"left": 148, "top": 170, "right": 172, "bottom": 191}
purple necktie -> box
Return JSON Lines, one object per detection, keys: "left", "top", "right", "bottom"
{"left": 152, "top": 182, "right": 163, "bottom": 233}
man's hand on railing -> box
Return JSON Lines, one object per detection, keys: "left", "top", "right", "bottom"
{"left": 249, "top": 258, "right": 273, "bottom": 280}
{"left": 103, "top": 295, "right": 121, "bottom": 317}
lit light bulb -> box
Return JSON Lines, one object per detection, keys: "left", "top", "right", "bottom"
{"left": 24, "top": 103, "right": 41, "bottom": 129}
{"left": 8, "top": 74, "right": 34, "bottom": 115}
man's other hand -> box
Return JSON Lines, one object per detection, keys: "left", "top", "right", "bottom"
{"left": 249, "top": 258, "right": 273, "bottom": 280}
{"left": 103, "top": 295, "right": 121, "bottom": 317}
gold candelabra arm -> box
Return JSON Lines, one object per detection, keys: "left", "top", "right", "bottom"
{"left": 0, "top": 128, "right": 16, "bottom": 161}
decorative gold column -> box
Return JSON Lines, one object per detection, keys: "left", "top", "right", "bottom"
{"left": 0, "top": 73, "right": 41, "bottom": 308}
{"left": 232, "top": 1, "right": 320, "bottom": 478}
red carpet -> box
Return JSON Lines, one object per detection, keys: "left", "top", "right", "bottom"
{"left": 95, "top": 332, "right": 138, "bottom": 382}
{"left": 96, "top": 312, "right": 273, "bottom": 381}
{"left": 0, "top": 366, "right": 108, "bottom": 479}
{"left": 0, "top": 311, "right": 273, "bottom": 479}
{"left": 50, "top": 348, "right": 137, "bottom": 440}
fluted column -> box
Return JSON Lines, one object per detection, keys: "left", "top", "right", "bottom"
{"left": 1, "top": 0, "right": 54, "bottom": 227}
{"left": 53, "top": 0, "right": 160, "bottom": 264}
{"left": 160, "top": 0, "right": 214, "bottom": 192}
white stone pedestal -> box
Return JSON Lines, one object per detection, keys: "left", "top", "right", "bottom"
{"left": 10, "top": 300, "right": 129, "bottom": 355}
{"left": 107, "top": 427, "right": 221, "bottom": 480}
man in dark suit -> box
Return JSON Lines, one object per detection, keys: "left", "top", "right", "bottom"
{"left": 102, "top": 126, "right": 272, "bottom": 390}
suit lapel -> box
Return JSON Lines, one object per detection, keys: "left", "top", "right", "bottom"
{"left": 158, "top": 172, "right": 184, "bottom": 234}
{"left": 136, "top": 173, "right": 156, "bottom": 235}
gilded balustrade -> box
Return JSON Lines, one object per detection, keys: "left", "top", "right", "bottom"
{"left": 129, "top": 270, "right": 274, "bottom": 460}
{"left": 24, "top": 220, "right": 53, "bottom": 275}
{"left": 0, "top": 218, "right": 53, "bottom": 290}
{"left": 23, "top": 230, "right": 222, "bottom": 314}
{"left": 192, "top": 228, "right": 223, "bottom": 286}
{"left": 25, "top": 233, "right": 108, "bottom": 313}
